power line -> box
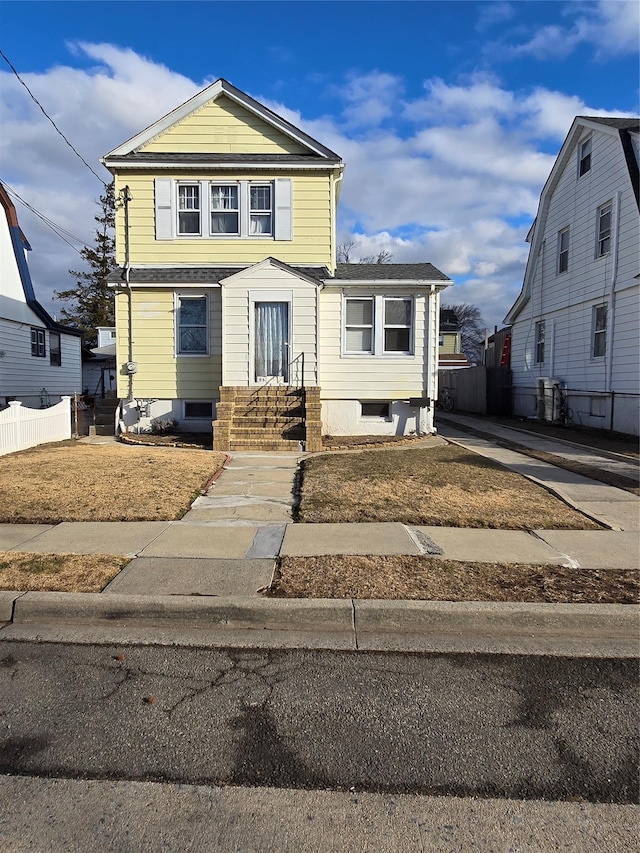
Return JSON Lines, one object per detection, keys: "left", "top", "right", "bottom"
{"left": 2, "top": 180, "right": 86, "bottom": 255}
{"left": 0, "top": 48, "right": 106, "bottom": 186}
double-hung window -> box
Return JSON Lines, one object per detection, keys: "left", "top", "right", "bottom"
{"left": 178, "top": 184, "right": 200, "bottom": 235}
{"left": 49, "top": 332, "right": 61, "bottom": 366}
{"left": 211, "top": 184, "right": 239, "bottom": 234}
{"left": 176, "top": 294, "right": 208, "bottom": 355}
{"left": 596, "top": 202, "right": 612, "bottom": 257}
{"left": 250, "top": 184, "right": 272, "bottom": 235}
{"left": 344, "top": 298, "right": 374, "bottom": 353}
{"left": 31, "top": 328, "right": 45, "bottom": 357}
{"left": 535, "top": 320, "right": 545, "bottom": 364}
{"left": 592, "top": 304, "right": 607, "bottom": 358}
{"left": 578, "top": 137, "right": 592, "bottom": 177}
{"left": 343, "top": 296, "right": 414, "bottom": 356}
{"left": 557, "top": 228, "right": 569, "bottom": 274}
{"left": 384, "top": 298, "right": 412, "bottom": 353}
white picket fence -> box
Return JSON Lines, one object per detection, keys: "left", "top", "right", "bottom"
{"left": 0, "top": 397, "right": 72, "bottom": 456}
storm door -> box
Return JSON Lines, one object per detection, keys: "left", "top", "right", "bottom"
{"left": 255, "top": 301, "right": 289, "bottom": 383}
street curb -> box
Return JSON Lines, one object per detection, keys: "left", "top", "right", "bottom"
{"left": 4, "top": 591, "right": 639, "bottom": 640}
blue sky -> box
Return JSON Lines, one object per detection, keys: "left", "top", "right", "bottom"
{"left": 1, "top": 0, "right": 638, "bottom": 329}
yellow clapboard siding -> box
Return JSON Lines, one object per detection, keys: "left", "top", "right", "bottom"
{"left": 114, "top": 170, "right": 333, "bottom": 268}
{"left": 140, "top": 96, "right": 310, "bottom": 155}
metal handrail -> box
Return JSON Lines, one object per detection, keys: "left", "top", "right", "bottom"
{"left": 249, "top": 351, "right": 307, "bottom": 446}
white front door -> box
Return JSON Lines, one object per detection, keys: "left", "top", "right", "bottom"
{"left": 255, "top": 301, "right": 289, "bottom": 383}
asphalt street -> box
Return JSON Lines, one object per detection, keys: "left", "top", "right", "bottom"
{"left": 0, "top": 641, "right": 637, "bottom": 803}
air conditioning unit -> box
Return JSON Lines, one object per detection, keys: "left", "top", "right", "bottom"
{"left": 536, "top": 377, "right": 561, "bottom": 422}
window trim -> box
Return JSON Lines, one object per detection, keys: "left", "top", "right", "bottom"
{"left": 31, "top": 327, "right": 46, "bottom": 358}
{"left": 596, "top": 201, "right": 612, "bottom": 258}
{"left": 175, "top": 292, "right": 209, "bottom": 356}
{"left": 249, "top": 183, "right": 273, "bottom": 237}
{"left": 592, "top": 303, "right": 607, "bottom": 359}
{"left": 177, "top": 182, "right": 202, "bottom": 237}
{"left": 210, "top": 182, "right": 240, "bottom": 236}
{"left": 557, "top": 227, "right": 569, "bottom": 275}
{"left": 342, "top": 294, "right": 415, "bottom": 357}
{"left": 578, "top": 137, "right": 592, "bottom": 178}
{"left": 360, "top": 401, "right": 391, "bottom": 420}
{"left": 49, "top": 331, "right": 61, "bottom": 367}
{"left": 534, "top": 320, "right": 545, "bottom": 365}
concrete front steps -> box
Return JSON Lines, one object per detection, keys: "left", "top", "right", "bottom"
{"left": 214, "top": 386, "right": 322, "bottom": 452}
{"left": 92, "top": 395, "right": 120, "bottom": 436}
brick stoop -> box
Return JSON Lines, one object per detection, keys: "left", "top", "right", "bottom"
{"left": 213, "top": 386, "right": 322, "bottom": 452}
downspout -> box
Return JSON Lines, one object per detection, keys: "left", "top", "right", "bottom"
{"left": 605, "top": 190, "right": 621, "bottom": 395}
{"left": 425, "top": 283, "right": 438, "bottom": 434}
{"left": 121, "top": 185, "right": 134, "bottom": 402}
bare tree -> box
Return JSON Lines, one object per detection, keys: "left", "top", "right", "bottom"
{"left": 441, "top": 302, "right": 486, "bottom": 364}
{"left": 337, "top": 241, "right": 392, "bottom": 264}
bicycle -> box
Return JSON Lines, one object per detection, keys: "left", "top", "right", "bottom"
{"left": 440, "top": 388, "right": 455, "bottom": 412}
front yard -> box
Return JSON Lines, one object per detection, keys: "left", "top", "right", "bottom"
{"left": 0, "top": 442, "right": 227, "bottom": 523}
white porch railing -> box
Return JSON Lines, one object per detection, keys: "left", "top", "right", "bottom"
{"left": 0, "top": 397, "right": 72, "bottom": 456}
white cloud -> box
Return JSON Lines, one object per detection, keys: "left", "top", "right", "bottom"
{"left": 332, "top": 71, "right": 404, "bottom": 128}
{"left": 511, "top": 0, "right": 639, "bottom": 59}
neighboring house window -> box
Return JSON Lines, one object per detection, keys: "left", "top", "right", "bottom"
{"left": 384, "top": 298, "right": 412, "bottom": 353}
{"left": 176, "top": 294, "right": 208, "bottom": 354}
{"left": 344, "top": 298, "right": 374, "bottom": 353}
{"left": 49, "top": 332, "right": 61, "bottom": 366}
{"left": 578, "top": 137, "right": 592, "bottom": 177}
{"left": 535, "top": 321, "right": 545, "bottom": 364}
{"left": 31, "top": 328, "right": 45, "bottom": 357}
{"left": 592, "top": 304, "right": 607, "bottom": 358}
{"left": 596, "top": 202, "right": 612, "bottom": 257}
{"left": 184, "top": 401, "right": 213, "bottom": 419}
{"left": 211, "top": 184, "right": 239, "bottom": 234}
{"left": 361, "top": 402, "right": 390, "bottom": 419}
{"left": 343, "top": 296, "right": 414, "bottom": 356}
{"left": 249, "top": 184, "right": 272, "bottom": 235}
{"left": 557, "top": 228, "right": 569, "bottom": 274}
{"left": 178, "top": 184, "right": 200, "bottom": 235}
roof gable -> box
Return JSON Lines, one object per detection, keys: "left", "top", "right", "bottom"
{"left": 103, "top": 79, "right": 341, "bottom": 162}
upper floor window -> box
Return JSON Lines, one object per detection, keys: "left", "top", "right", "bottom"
{"left": 343, "top": 296, "right": 414, "bottom": 356}
{"left": 250, "top": 184, "right": 272, "bottom": 235}
{"left": 211, "top": 185, "right": 239, "bottom": 234}
{"left": 578, "top": 137, "right": 592, "bottom": 177}
{"left": 31, "top": 328, "right": 45, "bottom": 358}
{"left": 535, "top": 320, "right": 545, "bottom": 364}
{"left": 178, "top": 185, "right": 200, "bottom": 235}
{"left": 596, "top": 202, "right": 612, "bottom": 257}
{"left": 156, "top": 177, "right": 291, "bottom": 241}
{"left": 49, "top": 332, "right": 61, "bottom": 366}
{"left": 592, "top": 304, "right": 607, "bottom": 358}
{"left": 557, "top": 227, "right": 569, "bottom": 274}
{"left": 176, "top": 294, "right": 208, "bottom": 355}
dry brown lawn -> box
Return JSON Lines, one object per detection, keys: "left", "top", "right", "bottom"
{"left": 270, "top": 555, "right": 638, "bottom": 604}
{"left": 297, "top": 445, "right": 600, "bottom": 529}
{"left": 0, "top": 442, "right": 227, "bottom": 523}
{"left": 0, "top": 552, "right": 127, "bottom": 593}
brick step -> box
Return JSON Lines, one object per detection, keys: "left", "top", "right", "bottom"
{"left": 94, "top": 424, "right": 115, "bottom": 436}
{"left": 230, "top": 440, "right": 303, "bottom": 451}
{"left": 231, "top": 395, "right": 303, "bottom": 406}
{"left": 231, "top": 416, "right": 304, "bottom": 428}
{"left": 230, "top": 428, "right": 304, "bottom": 440}
{"left": 233, "top": 407, "right": 303, "bottom": 419}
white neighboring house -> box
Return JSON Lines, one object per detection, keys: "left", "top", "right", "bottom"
{"left": 505, "top": 117, "right": 640, "bottom": 436}
{"left": 0, "top": 183, "right": 83, "bottom": 408}
{"left": 82, "top": 326, "right": 117, "bottom": 398}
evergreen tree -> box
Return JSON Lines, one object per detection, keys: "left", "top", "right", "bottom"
{"left": 55, "top": 181, "right": 116, "bottom": 348}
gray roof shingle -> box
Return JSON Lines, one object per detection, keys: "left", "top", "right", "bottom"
{"left": 106, "top": 266, "right": 329, "bottom": 285}
{"left": 578, "top": 116, "right": 639, "bottom": 131}
{"left": 331, "top": 263, "right": 451, "bottom": 282}
{"left": 105, "top": 152, "right": 342, "bottom": 166}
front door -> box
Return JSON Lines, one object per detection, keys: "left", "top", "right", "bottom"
{"left": 255, "top": 301, "right": 289, "bottom": 383}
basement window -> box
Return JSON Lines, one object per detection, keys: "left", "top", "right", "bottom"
{"left": 361, "top": 402, "right": 390, "bottom": 419}
{"left": 184, "top": 401, "right": 213, "bottom": 420}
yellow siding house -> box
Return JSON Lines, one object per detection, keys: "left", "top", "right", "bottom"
{"left": 102, "top": 79, "right": 452, "bottom": 449}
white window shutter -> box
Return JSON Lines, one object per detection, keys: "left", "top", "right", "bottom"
{"left": 155, "top": 178, "right": 173, "bottom": 240}
{"left": 274, "top": 178, "right": 292, "bottom": 240}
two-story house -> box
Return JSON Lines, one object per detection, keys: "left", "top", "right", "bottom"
{"left": 505, "top": 116, "right": 639, "bottom": 436}
{"left": 0, "top": 183, "right": 82, "bottom": 409}
{"left": 438, "top": 309, "right": 470, "bottom": 369}
{"left": 102, "top": 79, "right": 452, "bottom": 450}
